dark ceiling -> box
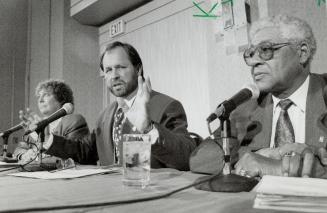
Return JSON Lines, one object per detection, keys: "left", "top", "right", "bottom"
{"left": 71, "top": 0, "right": 152, "bottom": 26}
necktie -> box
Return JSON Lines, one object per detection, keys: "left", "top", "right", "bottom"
{"left": 274, "top": 99, "right": 295, "bottom": 147}
{"left": 112, "top": 107, "right": 124, "bottom": 164}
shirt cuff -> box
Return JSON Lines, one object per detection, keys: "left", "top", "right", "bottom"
{"left": 148, "top": 125, "right": 159, "bottom": 145}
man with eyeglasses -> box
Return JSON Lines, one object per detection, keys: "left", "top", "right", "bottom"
{"left": 190, "top": 14, "right": 327, "bottom": 178}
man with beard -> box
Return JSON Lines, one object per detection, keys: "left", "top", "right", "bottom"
{"left": 43, "top": 41, "right": 196, "bottom": 170}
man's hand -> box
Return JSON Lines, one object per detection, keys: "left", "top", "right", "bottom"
{"left": 19, "top": 108, "right": 42, "bottom": 131}
{"left": 278, "top": 143, "right": 312, "bottom": 157}
{"left": 254, "top": 145, "right": 327, "bottom": 178}
{"left": 126, "top": 76, "right": 152, "bottom": 133}
{"left": 235, "top": 152, "right": 282, "bottom": 177}
{"left": 20, "top": 149, "right": 37, "bottom": 164}
{"left": 255, "top": 143, "right": 312, "bottom": 160}
{"left": 255, "top": 148, "right": 282, "bottom": 159}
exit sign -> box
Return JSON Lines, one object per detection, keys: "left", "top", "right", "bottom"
{"left": 109, "top": 20, "right": 125, "bottom": 38}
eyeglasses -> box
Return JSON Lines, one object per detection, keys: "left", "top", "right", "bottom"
{"left": 243, "top": 42, "right": 291, "bottom": 65}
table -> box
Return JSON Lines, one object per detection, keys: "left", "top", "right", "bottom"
{"left": 0, "top": 166, "right": 287, "bottom": 213}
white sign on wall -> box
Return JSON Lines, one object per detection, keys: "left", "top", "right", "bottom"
{"left": 109, "top": 20, "right": 125, "bottom": 38}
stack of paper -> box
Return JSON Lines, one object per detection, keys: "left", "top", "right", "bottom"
{"left": 254, "top": 175, "right": 327, "bottom": 212}
{"left": 8, "top": 167, "right": 120, "bottom": 179}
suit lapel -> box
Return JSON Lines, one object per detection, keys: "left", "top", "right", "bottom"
{"left": 98, "top": 102, "right": 117, "bottom": 165}
{"left": 249, "top": 94, "right": 273, "bottom": 149}
{"left": 305, "top": 74, "right": 327, "bottom": 148}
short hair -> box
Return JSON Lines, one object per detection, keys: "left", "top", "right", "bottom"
{"left": 35, "top": 79, "right": 74, "bottom": 105}
{"left": 99, "top": 41, "right": 143, "bottom": 76}
{"left": 249, "top": 14, "right": 317, "bottom": 61}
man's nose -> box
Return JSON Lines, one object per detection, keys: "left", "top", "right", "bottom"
{"left": 111, "top": 69, "right": 120, "bottom": 79}
{"left": 246, "top": 57, "right": 262, "bottom": 67}
{"left": 245, "top": 54, "right": 264, "bottom": 67}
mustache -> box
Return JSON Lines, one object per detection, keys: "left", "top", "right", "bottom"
{"left": 111, "top": 80, "right": 126, "bottom": 86}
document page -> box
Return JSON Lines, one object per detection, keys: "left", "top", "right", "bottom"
{"left": 8, "top": 167, "right": 120, "bottom": 179}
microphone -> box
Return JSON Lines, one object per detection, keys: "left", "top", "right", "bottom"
{"left": 0, "top": 123, "right": 24, "bottom": 163}
{"left": 24, "top": 103, "right": 74, "bottom": 135}
{"left": 207, "top": 84, "right": 260, "bottom": 122}
{"left": 0, "top": 122, "right": 24, "bottom": 138}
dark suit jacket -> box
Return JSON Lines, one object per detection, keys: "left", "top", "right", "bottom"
{"left": 237, "top": 73, "right": 327, "bottom": 154}
{"left": 13, "top": 114, "right": 89, "bottom": 161}
{"left": 48, "top": 91, "right": 196, "bottom": 171}
{"left": 190, "top": 73, "right": 327, "bottom": 174}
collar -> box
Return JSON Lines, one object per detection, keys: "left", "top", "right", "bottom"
{"left": 116, "top": 94, "right": 137, "bottom": 112}
{"left": 124, "top": 95, "right": 136, "bottom": 109}
{"left": 272, "top": 75, "right": 310, "bottom": 112}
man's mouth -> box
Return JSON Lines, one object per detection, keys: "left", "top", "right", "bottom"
{"left": 253, "top": 72, "right": 267, "bottom": 81}
{"left": 112, "top": 82, "right": 125, "bottom": 89}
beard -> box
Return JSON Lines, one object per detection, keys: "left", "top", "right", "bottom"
{"left": 109, "top": 79, "right": 138, "bottom": 98}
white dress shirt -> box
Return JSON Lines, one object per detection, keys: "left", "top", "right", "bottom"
{"left": 269, "top": 76, "right": 310, "bottom": 147}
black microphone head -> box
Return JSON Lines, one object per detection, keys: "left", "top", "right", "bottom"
{"left": 62, "top": 103, "right": 74, "bottom": 115}
{"left": 244, "top": 84, "right": 260, "bottom": 100}
{"left": 229, "top": 84, "right": 259, "bottom": 107}
{"left": 207, "top": 113, "right": 218, "bottom": 123}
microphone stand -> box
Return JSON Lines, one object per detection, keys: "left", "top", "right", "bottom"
{"left": 195, "top": 110, "right": 258, "bottom": 192}
{"left": 37, "top": 129, "right": 45, "bottom": 168}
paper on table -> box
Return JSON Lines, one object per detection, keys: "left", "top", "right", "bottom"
{"left": 0, "top": 161, "right": 21, "bottom": 166}
{"left": 255, "top": 175, "right": 327, "bottom": 197}
{"left": 254, "top": 175, "right": 327, "bottom": 213}
{"left": 8, "top": 168, "right": 120, "bottom": 179}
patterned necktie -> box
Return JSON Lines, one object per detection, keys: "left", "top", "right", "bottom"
{"left": 112, "top": 107, "right": 124, "bottom": 164}
{"left": 274, "top": 99, "right": 295, "bottom": 147}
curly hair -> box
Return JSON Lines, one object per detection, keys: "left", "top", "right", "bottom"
{"left": 35, "top": 79, "right": 74, "bottom": 105}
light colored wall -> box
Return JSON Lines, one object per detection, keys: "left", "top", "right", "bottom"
{"left": 99, "top": 0, "right": 211, "bottom": 136}
{"left": 99, "top": 0, "right": 252, "bottom": 137}
{"left": 27, "top": 0, "right": 100, "bottom": 129}
{"left": 28, "top": 0, "right": 51, "bottom": 110}
{"left": 62, "top": 0, "right": 102, "bottom": 129}
{"left": 0, "top": 0, "right": 28, "bottom": 152}
{"left": 99, "top": 0, "right": 327, "bottom": 137}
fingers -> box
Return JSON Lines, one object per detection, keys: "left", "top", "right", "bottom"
{"left": 256, "top": 148, "right": 281, "bottom": 160}
{"left": 234, "top": 153, "right": 259, "bottom": 177}
{"left": 301, "top": 152, "right": 314, "bottom": 178}
{"left": 281, "top": 151, "right": 315, "bottom": 177}
{"left": 281, "top": 154, "right": 291, "bottom": 176}
{"left": 145, "top": 76, "right": 152, "bottom": 92}
{"left": 279, "top": 143, "right": 308, "bottom": 156}
{"left": 234, "top": 166, "right": 258, "bottom": 177}
{"left": 318, "top": 148, "right": 327, "bottom": 166}
{"left": 281, "top": 152, "right": 301, "bottom": 177}
{"left": 289, "top": 154, "right": 301, "bottom": 177}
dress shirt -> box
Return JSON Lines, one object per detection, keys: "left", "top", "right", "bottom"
{"left": 269, "top": 76, "right": 309, "bottom": 147}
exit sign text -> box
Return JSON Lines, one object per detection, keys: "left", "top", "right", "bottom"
{"left": 109, "top": 20, "right": 125, "bottom": 38}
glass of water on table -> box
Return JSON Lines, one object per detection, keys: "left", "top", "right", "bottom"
{"left": 122, "top": 134, "right": 151, "bottom": 188}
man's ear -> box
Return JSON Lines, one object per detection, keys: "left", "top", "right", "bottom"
{"left": 137, "top": 65, "right": 143, "bottom": 77}
{"left": 298, "top": 42, "right": 311, "bottom": 65}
